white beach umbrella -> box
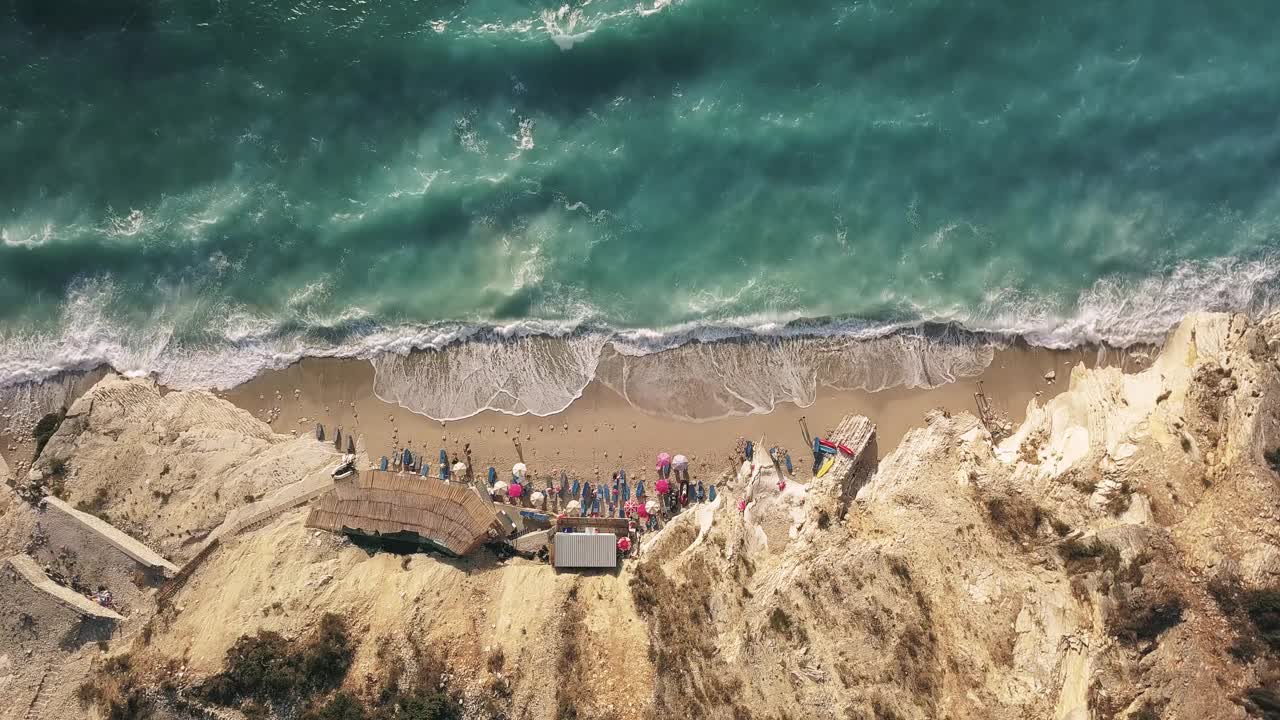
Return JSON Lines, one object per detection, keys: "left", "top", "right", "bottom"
{"left": 452, "top": 461, "right": 468, "bottom": 476}
{"left": 512, "top": 462, "right": 527, "bottom": 480}
{"left": 530, "top": 491, "right": 545, "bottom": 506}
{"left": 493, "top": 481, "right": 509, "bottom": 497}
{"left": 565, "top": 500, "right": 581, "bottom": 513}
{"left": 672, "top": 454, "right": 688, "bottom": 471}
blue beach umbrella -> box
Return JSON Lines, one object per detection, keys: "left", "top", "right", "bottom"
{"left": 571, "top": 478, "right": 580, "bottom": 497}
{"left": 402, "top": 448, "right": 412, "bottom": 468}
{"left": 420, "top": 464, "right": 428, "bottom": 477}
{"left": 637, "top": 480, "right": 645, "bottom": 497}
{"left": 439, "top": 449, "right": 449, "bottom": 479}
{"left": 380, "top": 456, "right": 388, "bottom": 471}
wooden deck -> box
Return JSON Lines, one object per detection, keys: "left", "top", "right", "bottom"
{"left": 306, "top": 470, "right": 504, "bottom": 556}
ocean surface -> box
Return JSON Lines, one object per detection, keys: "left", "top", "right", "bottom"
{"left": 2, "top": 0, "right": 1279, "bottom": 419}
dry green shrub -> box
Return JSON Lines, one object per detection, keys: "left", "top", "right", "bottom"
{"left": 1058, "top": 537, "right": 1121, "bottom": 576}
{"left": 1108, "top": 586, "right": 1185, "bottom": 644}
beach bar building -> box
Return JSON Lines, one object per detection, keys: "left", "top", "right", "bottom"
{"left": 550, "top": 517, "right": 631, "bottom": 570}
{"left": 307, "top": 470, "right": 504, "bottom": 556}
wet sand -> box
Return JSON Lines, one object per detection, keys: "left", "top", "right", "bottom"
{"left": 220, "top": 344, "right": 1149, "bottom": 487}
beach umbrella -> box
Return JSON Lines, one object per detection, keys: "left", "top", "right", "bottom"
{"left": 582, "top": 481, "right": 591, "bottom": 501}
{"left": 453, "top": 461, "right": 467, "bottom": 478}
{"left": 508, "top": 482, "right": 524, "bottom": 499}
{"left": 493, "top": 480, "right": 508, "bottom": 497}
{"left": 617, "top": 537, "right": 631, "bottom": 553}
{"left": 531, "top": 491, "right": 545, "bottom": 506}
{"left": 784, "top": 453, "right": 793, "bottom": 474}
{"left": 738, "top": 499, "right": 747, "bottom": 513}
{"left": 656, "top": 452, "right": 671, "bottom": 470}
{"left": 709, "top": 485, "right": 717, "bottom": 501}
{"left": 601, "top": 483, "right": 611, "bottom": 503}
{"left": 621, "top": 479, "right": 630, "bottom": 501}
{"left": 420, "top": 464, "right": 429, "bottom": 477}
{"left": 637, "top": 480, "right": 645, "bottom": 497}
{"left": 379, "top": 456, "right": 389, "bottom": 471}
{"left": 645, "top": 500, "right": 659, "bottom": 516}
{"left": 571, "top": 478, "right": 580, "bottom": 497}
{"left": 673, "top": 454, "right": 688, "bottom": 471}
{"left": 512, "top": 462, "right": 527, "bottom": 481}
{"left": 402, "top": 448, "right": 412, "bottom": 468}
{"left": 488, "top": 467, "right": 497, "bottom": 486}
{"left": 655, "top": 478, "right": 670, "bottom": 495}
{"left": 566, "top": 500, "right": 581, "bottom": 514}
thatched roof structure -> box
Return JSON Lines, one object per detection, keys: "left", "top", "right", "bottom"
{"left": 306, "top": 470, "right": 502, "bottom": 556}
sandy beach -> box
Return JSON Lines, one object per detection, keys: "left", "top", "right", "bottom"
{"left": 219, "top": 343, "right": 1149, "bottom": 488}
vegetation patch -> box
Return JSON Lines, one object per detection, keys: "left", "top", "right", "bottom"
{"left": 1265, "top": 447, "right": 1280, "bottom": 475}
{"left": 982, "top": 494, "right": 1050, "bottom": 543}
{"left": 197, "top": 612, "right": 355, "bottom": 707}
{"left": 33, "top": 408, "right": 66, "bottom": 460}
{"left": 76, "top": 654, "right": 153, "bottom": 720}
{"left": 1057, "top": 537, "right": 1122, "bottom": 576}
{"left": 1108, "top": 586, "right": 1185, "bottom": 644}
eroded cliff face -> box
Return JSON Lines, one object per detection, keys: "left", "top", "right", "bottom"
{"left": 1, "top": 312, "right": 1277, "bottom": 720}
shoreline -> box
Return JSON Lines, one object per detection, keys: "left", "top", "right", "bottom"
{"left": 218, "top": 343, "right": 1150, "bottom": 488}
{"left": 0, "top": 338, "right": 1152, "bottom": 486}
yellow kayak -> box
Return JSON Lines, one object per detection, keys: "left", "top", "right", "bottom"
{"left": 816, "top": 456, "right": 835, "bottom": 478}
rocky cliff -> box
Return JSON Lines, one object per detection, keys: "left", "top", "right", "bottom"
{"left": 0, "top": 312, "right": 1277, "bottom": 720}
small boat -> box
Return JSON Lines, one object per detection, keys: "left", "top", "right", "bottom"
{"left": 816, "top": 456, "right": 835, "bottom": 478}
{"left": 332, "top": 453, "right": 357, "bottom": 480}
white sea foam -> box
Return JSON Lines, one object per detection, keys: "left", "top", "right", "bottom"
{"left": 0, "top": 255, "right": 1275, "bottom": 421}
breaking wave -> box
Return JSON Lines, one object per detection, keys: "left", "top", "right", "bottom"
{"left": 1, "top": 255, "right": 1276, "bottom": 421}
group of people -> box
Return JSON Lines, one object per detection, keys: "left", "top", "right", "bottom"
{"left": 484, "top": 451, "right": 718, "bottom": 531}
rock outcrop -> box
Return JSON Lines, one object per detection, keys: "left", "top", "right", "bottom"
{"left": 2, "top": 312, "right": 1278, "bottom": 720}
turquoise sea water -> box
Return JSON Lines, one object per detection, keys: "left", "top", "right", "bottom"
{"left": 2, "top": 0, "right": 1278, "bottom": 416}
